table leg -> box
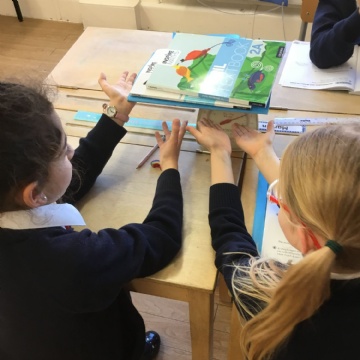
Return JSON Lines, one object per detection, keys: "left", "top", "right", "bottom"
{"left": 12, "top": 0, "right": 23, "bottom": 22}
{"left": 188, "top": 290, "right": 214, "bottom": 360}
{"left": 237, "top": 152, "right": 247, "bottom": 193}
{"left": 228, "top": 302, "right": 244, "bottom": 360}
{"left": 218, "top": 273, "right": 232, "bottom": 304}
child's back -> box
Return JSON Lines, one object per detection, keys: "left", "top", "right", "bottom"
{"left": 187, "top": 118, "right": 360, "bottom": 360}
{"left": 0, "top": 75, "right": 187, "bottom": 360}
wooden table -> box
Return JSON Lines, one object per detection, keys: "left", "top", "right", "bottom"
{"left": 65, "top": 133, "right": 244, "bottom": 360}
{"left": 48, "top": 27, "right": 360, "bottom": 359}
{"left": 46, "top": 27, "right": 360, "bottom": 117}
{"left": 48, "top": 27, "right": 250, "bottom": 359}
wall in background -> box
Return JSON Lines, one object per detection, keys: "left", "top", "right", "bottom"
{"left": 3, "top": 0, "right": 311, "bottom": 41}
{"left": 137, "top": 1, "right": 305, "bottom": 40}
{"left": 200, "top": 0, "right": 302, "bottom": 6}
{"left": 2, "top": 0, "right": 82, "bottom": 22}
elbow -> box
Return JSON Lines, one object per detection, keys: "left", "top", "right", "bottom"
{"left": 309, "top": 42, "right": 354, "bottom": 69}
{"left": 309, "top": 49, "right": 333, "bottom": 69}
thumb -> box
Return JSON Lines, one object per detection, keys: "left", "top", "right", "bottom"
{"left": 98, "top": 72, "right": 107, "bottom": 89}
{"left": 267, "top": 120, "right": 275, "bottom": 134}
{"left": 186, "top": 125, "right": 200, "bottom": 138}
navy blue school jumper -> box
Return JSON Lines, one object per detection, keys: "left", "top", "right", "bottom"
{"left": 209, "top": 182, "right": 360, "bottom": 360}
{"left": 310, "top": 0, "right": 360, "bottom": 68}
{"left": 0, "top": 115, "right": 183, "bottom": 360}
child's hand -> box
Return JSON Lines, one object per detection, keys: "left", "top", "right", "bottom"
{"left": 186, "top": 118, "right": 232, "bottom": 155}
{"left": 232, "top": 120, "right": 275, "bottom": 159}
{"left": 155, "top": 119, "right": 187, "bottom": 171}
{"left": 98, "top": 71, "right": 137, "bottom": 126}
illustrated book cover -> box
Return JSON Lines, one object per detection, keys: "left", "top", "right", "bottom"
{"left": 279, "top": 40, "right": 360, "bottom": 95}
{"left": 129, "top": 48, "right": 251, "bottom": 110}
{"left": 145, "top": 33, "right": 285, "bottom": 107}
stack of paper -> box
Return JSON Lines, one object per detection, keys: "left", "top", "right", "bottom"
{"left": 279, "top": 41, "right": 360, "bottom": 95}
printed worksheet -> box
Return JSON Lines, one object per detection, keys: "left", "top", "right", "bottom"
{"left": 261, "top": 201, "right": 303, "bottom": 264}
{"left": 279, "top": 41, "right": 357, "bottom": 91}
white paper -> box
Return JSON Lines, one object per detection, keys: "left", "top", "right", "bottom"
{"left": 261, "top": 201, "right": 302, "bottom": 264}
{"left": 279, "top": 41, "right": 357, "bottom": 91}
{"left": 349, "top": 47, "right": 360, "bottom": 95}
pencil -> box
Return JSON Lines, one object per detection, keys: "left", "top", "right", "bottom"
{"left": 136, "top": 137, "right": 163, "bottom": 169}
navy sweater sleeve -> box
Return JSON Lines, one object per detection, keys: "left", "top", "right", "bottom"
{"left": 7, "top": 113, "right": 184, "bottom": 313}
{"left": 310, "top": 0, "right": 360, "bottom": 68}
{"left": 63, "top": 114, "right": 127, "bottom": 203}
{"left": 209, "top": 183, "right": 259, "bottom": 294}
{"left": 12, "top": 168, "right": 183, "bottom": 313}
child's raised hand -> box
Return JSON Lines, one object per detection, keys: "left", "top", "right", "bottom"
{"left": 98, "top": 71, "right": 137, "bottom": 124}
{"left": 232, "top": 120, "right": 275, "bottom": 159}
{"left": 155, "top": 119, "right": 187, "bottom": 171}
{"left": 186, "top": 118, "right": 232, "bottom": 155}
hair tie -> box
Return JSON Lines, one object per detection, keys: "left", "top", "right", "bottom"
{"left": 325, "top": 240, "right": 343, "bottom": 256}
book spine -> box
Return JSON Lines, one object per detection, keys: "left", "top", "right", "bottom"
{"left": 198, "top": 38, "right": 253, "bottom": 101}
{"left": 198, "top": 92, "right": 231, "bottom": 103}
{"left": 249, "top": 100, "right": 266, "bottom": 108}
{"left": 198, "top": 92, "right": 250, "bottom": 107}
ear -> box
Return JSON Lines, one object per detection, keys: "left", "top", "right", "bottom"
{"left": 296, "top": 226, "right": 318, "bottom": 255}
{"left": 22, "top": 182, "right": 47, "bottom": 208}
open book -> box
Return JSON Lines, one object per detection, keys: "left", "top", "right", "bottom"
{"left": 252, "top": 173, "right": 302, "bottom": 264}
{"left": 145, "top": 33, "right": 285, "bottom": 108}
{"left": 279, "top": 41, "right": 360, "bottom": 95}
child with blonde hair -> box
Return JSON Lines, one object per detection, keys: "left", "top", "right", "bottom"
{"left": 187, "top": 119, "right": 360, "bottom": 360}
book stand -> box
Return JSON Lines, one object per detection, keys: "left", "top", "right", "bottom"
{"left": 196, "top": 108, "right": 259, "bottom": 151}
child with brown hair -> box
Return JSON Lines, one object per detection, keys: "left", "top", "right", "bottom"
{"left": 0, "top": 71, "right": 187, "bottom": 360}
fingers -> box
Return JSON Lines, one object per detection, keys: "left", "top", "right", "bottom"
{"left": 232, "top": 123, "right": 249, "bottom": 137}
{"left": 169, "top": 119, "right": 181, "bottom": 140}
{"left": 178, "top": 120, "right": 188, "bottom": 140}
{"left": 127, "top": 72, "right": 137, "bottom": 84}
{"left": 161, "top": 121, "right": 171, "bottom": 140}
{"left": 154, "top": 131, "right": 164, "bottom": 145}
{"left": 118, "top": 71, "right": 137, "bottom": 85}
{"left": 232, "top": 123, "right": 242, "bottom": 135}
{"left": 99, "top": 71, "right": 137, "bottom": 90}
{"left": 156, "top": 119, "right": 188, "bottom": 148}
{"left": 98, "top": 72, "right": 108, "bottom": 90}
{"left": 198, "top": 118, "right": 216, "bottom": 128}
{"left": 99, "top": 72, "right": 106, "bottom": 81}
{"left": 187, "top": 118, "right": 221, "bottom": 139}
{"left": 186, "top": 125, "right": 200, "bottom": 138}
{"left": 232, "top": 123, "right": 259, "bottom": 137}
{"left": 119, "top": 71, "right": 129, "bottom": 81}
{"left": 267, "top": 120, "right": 275, "bottom": 133}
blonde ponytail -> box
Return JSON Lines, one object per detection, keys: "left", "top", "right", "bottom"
{"left": 232, "top": 124, "right": 360, "bottom": 359}
{"left": 240, "top": 247, "right": 336, "bottom": 359}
